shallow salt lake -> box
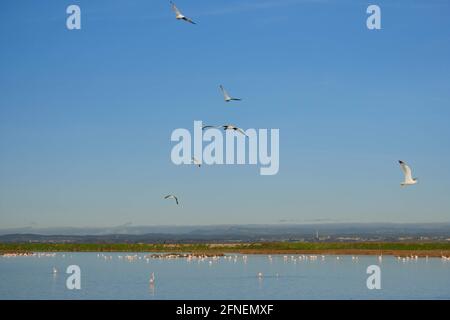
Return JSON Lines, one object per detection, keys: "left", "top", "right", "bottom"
{"left": 0, "top": 253, "right": 449, "bottom": 299}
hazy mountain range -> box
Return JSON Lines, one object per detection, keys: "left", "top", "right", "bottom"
{"left": 1, "top": 223, "right": 449, "bottom": 243}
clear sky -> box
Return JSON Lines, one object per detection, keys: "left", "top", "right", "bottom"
{"left": 1, "top": 0, "right": 450, "bottom": 228}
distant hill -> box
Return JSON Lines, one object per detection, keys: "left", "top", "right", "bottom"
{"left": 0, "top": 223, "right": 449, "bottom": 243}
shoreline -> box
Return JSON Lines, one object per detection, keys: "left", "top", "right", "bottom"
{"left": 1, "top": 250, "right": 449, "bottom": 258}
{"left": 1, "top": 242, "right": 450, "bottom": 257}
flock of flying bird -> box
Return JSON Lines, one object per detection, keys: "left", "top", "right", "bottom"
{"left": 165, "top": 2, "right": 248, "bottom": 206}
{"left": 163, "top": 1, "right": 419, "bottom": 206}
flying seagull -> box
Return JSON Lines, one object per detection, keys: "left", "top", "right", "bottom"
{"left": 191, "top": 157, "right": 201, "bottom": 167}
{"left": 219, "top": 85, "right": 241, "bottom": 102}
{"left": 399, "top": 160, "right": 418, "bottom": 186}
{"left": 222, "top": 124, "right": 247, "bottom": 136}
{"left": 164, "top": 194, "right": 179, "bottom": 205}
{"left": 170, "top": 1, "right": 196, "bottom": 24}
{"left": 202, "top": 124, "right": 246, "bottom": 136}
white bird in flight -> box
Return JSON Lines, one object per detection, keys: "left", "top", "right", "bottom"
{"left": 222, "top": 124, "right": 247, "bottom": 136}
{"left": 164, "top": 194, "right": 179, "bottom": 205}
{"left": 191, "top": 157, "right": 201, "bottom": 167}
{"left": 399, "top": 160, "right": 418, "bottom": 186}
{"left": 219, "top": 85, "right": 241, "bottom": 102}
{"left": 170, "top": 1, "right": 196, "bottom": 24}
{"left": 202, "top": 124, "right": 246, "bottom": 136}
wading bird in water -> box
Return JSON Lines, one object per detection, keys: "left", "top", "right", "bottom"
{"left": 149, "top": 272, "right": 155, "bottom": 284}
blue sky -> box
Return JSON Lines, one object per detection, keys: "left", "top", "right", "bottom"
{"left": 1, "top": 0, "right": 450, "bottom": 228}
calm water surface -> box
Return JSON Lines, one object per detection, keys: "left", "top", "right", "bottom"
{"left": 0, "top": 253, "right": 449, "bottom": 299}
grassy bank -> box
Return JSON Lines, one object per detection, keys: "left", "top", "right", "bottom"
{"left": 1, "top": 242, "right": 450, "bottom": 257}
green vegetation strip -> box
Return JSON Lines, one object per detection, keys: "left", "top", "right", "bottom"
{"left": 1, "top": 242, "right": 450, "bottom": 254}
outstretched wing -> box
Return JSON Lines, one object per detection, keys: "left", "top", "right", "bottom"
{"left": 183, "top": 17, "right": 196, "bottom": 24}
{"left": 219, "top": 85, "right": 231, "bottom": 101}
{"left": 164, "top": 194, "right": 179, "bottom": 205}
{"left": 202, "top": 125, "right": 219, "bottom": 130}
{"left": 399, "top": 160, "right": 413, "bottom": 181}
{"left": 170, "top": 1, "right": 182, "bottom": 16}
{"left": 236, "top": 127, "right": 248, "bottom": 137}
